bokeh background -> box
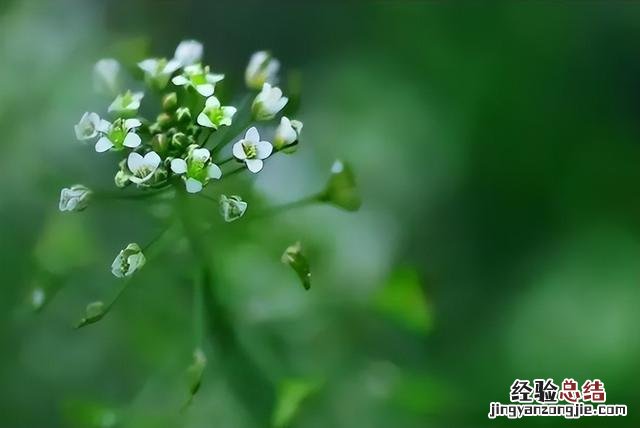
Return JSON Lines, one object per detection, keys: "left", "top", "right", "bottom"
{"left": 1, "top": 1, "right": 640, "bottom": 427}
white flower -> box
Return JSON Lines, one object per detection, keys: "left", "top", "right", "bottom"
{"left": 171, "top": 64, "right": 224, "bottom": 97}
{"left": 174, "top": 40, "right": 203, "bottom": 66}
{"left": 111, "top": 243, "right": 146, "bottom": 278}
{"left": 170, "top": 145, "right": 222, "bottom": 193}
{"left": 108, "top": 90, "right": 144, "bottom": 115}
{"left": 74, "top": 112, "right": 108, "bottom": 141}
{"left": 232, "top": 127, "right": 273, "bottom": 173}
{"left": 197, "top": 96, "right": 237, "bottom": 129}
{"left": 93, "top": 58, "right": 121, "bottom": 95}
{"left": 138, "top": 58, "right": 181, "bottom": 89}
{"left": 252, "top": 83, "right": 288, "bottom": 120}
{"left": 127, "top": 151, "right": 162, "bottom": 185}
{"left": 219, "top": 195, "right": 248, "bottom": 222}
{"left": 59, "top": 184, "right": 92, "bottom": 212}
{"left": 245, "top": 51, "right": 280, "bottom": 90}
{"left": 95, "top": 118, "right": 142, "bottom": 152}
{"left": 274, "top": 116, "right": 303, "bottom": 149}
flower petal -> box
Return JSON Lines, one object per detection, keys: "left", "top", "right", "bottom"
{"left": 143, "top": 151, "right": 161, "bottom": 169}
{"left": 232, "top": 141, "right": 247, "bottom": 160}
{"left": 95, "top": 137, "right": 113, "bottom": 152}
{"left": 123, "top": 132, "right": 141, "bottom": 148}
{"left": 124, "top": 118, "right": 142, "bottom": 130}
{"left": 207, "top": 163, "right": 222, "bottom": 179}
{"left": 245, "top": 158, "right": 263, "bottom": 173}
{"left": 172, "top": 75, "right": 189, "bottom": 86}
{"left": 245, "top": 127, "right": 260, "bottom": 143}
{"left": 127, "top": 152, "right": 145, "bottom": 173}
{"left": 196, "top": 84, "right": 215, "bottom": 97}
{"left": 170, "top": 158, "right": 187, "bottom": 174}
{"left": 255, "top": 141, "right": 273, "bottom": 159}
{"left": 191, "top": 148, "right": 210, "bottom": 163}
{"left": 185, "top": 178, "right": 203, "bottom": 193}
{"left": 205, "top": 96, "right": 220, "bottom": 108}
{"left": 197, "top": 112, "right": 215, "bottom": 128}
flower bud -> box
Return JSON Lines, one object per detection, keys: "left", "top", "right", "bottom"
{"left": 245, "top": 51, "right": 280, "bottom": 90}
{"left": 108, "top": 90, "right": 143, "bottom": 116}
{"left": 219, "top": 195, "right": 247, "bottom": 222}
{"left": 171, "top": 132, "right": 192, "bottom": 149}
{"left": 320, "top": 160, "right": 361, "bottom": 211}
{"left": 59, "top": 184, "right": 92, "bottom": 212}
{"left": 274, "top": 116, "right": 303, "bottom": 151}
{"left": 176, "top": 106, "right": 191, "bottom": 123}
{"left": 111, "top": 243, "right": 146, "bottom": 278}
{"left": 151, "top": 133, "right": 169, "bottom": 154}
{"left": 93, "top": 58, "right": 121, "bottom": 95}
{"left": 156, "top": 112, "right": 173, "bottom": 128}
{"left": 162, "top": 92, "right": 178, "bottom": 111}
{"left": 252, "top": 83, "right": 288, "bottom": 121}
{"left": 114, "top": 170, "right": 130, "bottom": 188}
{"left": 75, "top": 300, "right": 106, "bottom": 328}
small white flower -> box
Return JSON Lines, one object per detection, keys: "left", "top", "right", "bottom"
{"left": 171, "top": 64, "right": 224, "bottom": 97}
{"left": 232, "top": 127, "right": 273, "bottom": 173}
{"left": 93, "top": 58, "right": 121, "bottom": 95}
{"left": 59, "top": 184, "right": 92, "bottom": 212}
{"left": 245, "top": 51, "right": 280, "bottom": 90}
{"left": 197, "top": 96, "right": 237, "bottom": 129}
{"left": 252, "top": 83, "right": 288, "bottom": 120}
{"left": 138, "top": 58, "right": 181, "bottom": 89}
{"left": 170, "top": 145, "right": 222, "bottom": 193}
{"left": 127, "top": 151, "right": 162, "bottom": 185}
{"left": 95, "top": 118, "right": 142, "bottom": 152}
{"left": 108, "top": 90, "right": 144, "bottom": 115}
{"left": 274, "top": 116, "right": 303, "bottom": 149}
{"left": 111, "top": 243, "right": 146, "bottom": 278}
{"left": 174, "top": 40, "right": 203, "bottom": 66}
{"left": 219, "top": 195, "right": 248, "bottom": 222}
{"left": 74, "top": 112, "right": 108, "bottom": 141}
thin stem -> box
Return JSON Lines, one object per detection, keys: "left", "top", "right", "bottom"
{"left": 97, "top": 186, "right": 172, "bottom": 201}
{"left": 251, "top": 192, "right": 324, "bottom": 219}
{"left": 193, "top": 274, "right": 204, "bottom": 348}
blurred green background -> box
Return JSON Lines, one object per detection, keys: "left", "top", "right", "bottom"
{"left": 1, "top": 1, "right": 640, "bottom": 427}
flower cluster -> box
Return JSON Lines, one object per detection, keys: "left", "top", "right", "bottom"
{"left": 62, "top": 41, "right": 305, "bottom": 278}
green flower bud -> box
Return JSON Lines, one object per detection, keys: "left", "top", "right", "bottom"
{"left": 157, "top": 112, "right": 173, "bottom": 128}
{"left": 111, "top": 243, "right": 146, "bottom": 278}
{"left": 59, "top": 184, "right": 92, "bottom": 212}
{"left": 162, "top": 92, "right": 178, "bottom": 111}
{"left": 171, "top": 132, "right": 192, "bottom": 149}
{"left": 176, "top": 107, "right": 191, "bottom": 123}
{"left": 75, "top": 300, "right": 105, "bottom": 328}
{"left": 319, "top": 160, "right": 361, "bottom": 211}
{"left": 219, "top": 195, "right": 247, "bottom": 222}
{"left": 151, "top": 133, "right": 169, "bottom": 154}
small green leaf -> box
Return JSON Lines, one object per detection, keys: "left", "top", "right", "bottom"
{"left": 75, "top": 301, "right": 106, "bottom": 328}
{"left": 320, "top": 160, "right": 361, "bottom": 211}
{"left": 272, "top": 378, "right": 321, "bottom": 428}
{"left": 281, "top": 242, "right": 311, "bottom": 290}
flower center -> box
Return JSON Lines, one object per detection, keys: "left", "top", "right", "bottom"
{"left": 187, "top": 160, "right": 208, "bottom": 182}
{"left": 108, "top": 127, "right": 126, "bottom": 147}
{"left": 242, "top": 142, "right": 257, "bottom": 159}
{"left": 208, "top": 108, "right": 224, "bottom": 124}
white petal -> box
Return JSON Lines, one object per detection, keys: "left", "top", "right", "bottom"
{"left": 275, "top": 96, "right": 288, "bottom": 113}
{"left": 207, "top": 164, "right": 222, "bottom": 179}
{"left": 124, "top": 118, "right": 142, "bottom": 130}
{"left": 143, "top": 151, "right": 161, "bottom": 169}
{"left": 255, "top": 141, "right": 273, "bottom": 159}
{"left": 197, "top": 112, "right": 215, "bottom": 128}
{"left": 127, "top": 152, "right": 145, "bottom": 173}
{"left": 123, "top": 132, "right": 141, "bottom": 148}
{"left": 95, "top": 137, "right": 113, "bottom": 152}
{"left": 170, "top": 158, "right": 187, "bottom": 174}
{"left": 96, "top": 119, "right": 111, "bottom": 133}
{"left": 191, "top": 148, "right": 210, "bottom": 163}
{"left": 232, "top": 141, "right": 247, "bottom": 160}
{"left": 205, "top": 96, "right": 220, "bottom": 108}
{"left": 223, "top": 106, "right": 237, "bottom": 118}
{"left": 172, "top": 75, "right": 189, "bottom": 86}
{"left": 185, "top": 178, "right": 203, "bottom": 193}
{"left": 245, "top": 127, "right": 260, "bottom": 143}
{"left": 196, "top": 84, "right": 215, "bottom": 97}
{"left": 164, "top": 59, "right": 182, "bottom": 74}
{"left": 138, "top": 58, "right": 158, "bottom": 73}
{"left": 174, "top": 40, "right": 203, "bottom": 65}
{"left": 245, "top": 159, "right": 263, "bottom": 173}
{"left": 206, "top": 73, "right": 224, "bottom": 84}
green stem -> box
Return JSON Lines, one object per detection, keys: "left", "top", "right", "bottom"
{"left": 251, "top": 192, "right": 324, "bottom": 219}
{"left": 97, "top": 186, "right": 172, "bottom": 201}
{"left": 176, "top": 188, "right": 275, "bottom": 424}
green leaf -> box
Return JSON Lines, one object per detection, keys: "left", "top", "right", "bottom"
{"left": 320, "top": 160, "right": 361, "bottom": 211}
{"left": 373, "top": 267, "right": 432, "bottom": 335}
{"left": 281, "top": 242, "right": 311, "bottom": 290}
{"left": 272, "top": 378, "right": 321, "bottom": 428}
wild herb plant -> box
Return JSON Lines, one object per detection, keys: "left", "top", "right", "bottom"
{"left": 58, "top": 40, "right": 360, "bottom": 421}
